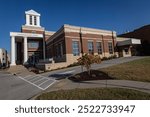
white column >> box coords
[24,37,28,64]
[32,15,34,26]
[37,16,40,27]
[10,36,16,66]
[25,14,30,26]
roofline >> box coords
[46,24,117,44]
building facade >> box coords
[10,10,141,70]
[0,48,9,68]
[46,24,117,65]
[10,10,54,66]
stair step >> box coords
[7,65,36,76]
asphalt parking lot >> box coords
[0,71,56,99]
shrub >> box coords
[77,54,101,75]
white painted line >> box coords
[18,76,44,90]
[36,75,51,80]
[33,77,46,84]
[23,75,32,79]
[28,76,41,82]
[42,80,56,90]
[38,79,49,87]
[44,76,55,81]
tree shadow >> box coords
[49,73,73,80]
[68,69,114,82]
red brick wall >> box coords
[46,31,116,58]
[22,29,44,34]
[64,32,115,54]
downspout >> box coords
[112,31,116,56]
[102,35,105,57]
[43,31,46,60]
[80,27,83,56]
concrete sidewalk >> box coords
[44,79,150,94]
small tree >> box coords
[77,54,101,75]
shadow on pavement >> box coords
[68,70,114,82]
[49,73,73,80]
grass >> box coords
[36,88,150,100]
[100,57,150,82]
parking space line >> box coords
[33,77,47,84]
[34,79,48,85]
[36,75,51,80]
[24,75,32,79]
[18,76,44,90]
[38,79,49,86]
[30,76,43,83]
[28,76,41,82]
[26,76,39,81]
[17,75,56,90]
[42,80,56,90]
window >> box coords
[34,16,37,25]
[72,41,80,56]
[56,44,59,57]
[55,43,63,57]
[60,43,63,57]
[108,42,113,54]
[30,15,32,25]
[28,41,39,48]
[96,42,102,54]
[88,41,94,54]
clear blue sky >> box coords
[0,0,150,52]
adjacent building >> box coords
[119,25,150,55]
[10,10,141,70]
[0,48,9,68]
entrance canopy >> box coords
[117,37,141,46]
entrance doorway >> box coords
[16,42,23,65]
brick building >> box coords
[46,24,117,65]
[10,10,141,70]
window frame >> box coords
[28,41,39,49]
[108,42,113,54]
[96,41,103,55]
[72,40,80,56]
[88,41,94,55]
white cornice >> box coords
[25,9,40,16]
[64,24,117,36]
[10,32,43,38]
[46,24,117,45]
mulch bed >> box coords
[68,70,114,82]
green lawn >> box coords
[100,57,150,82]
[36,57,150,100]
[36,88,150,100]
